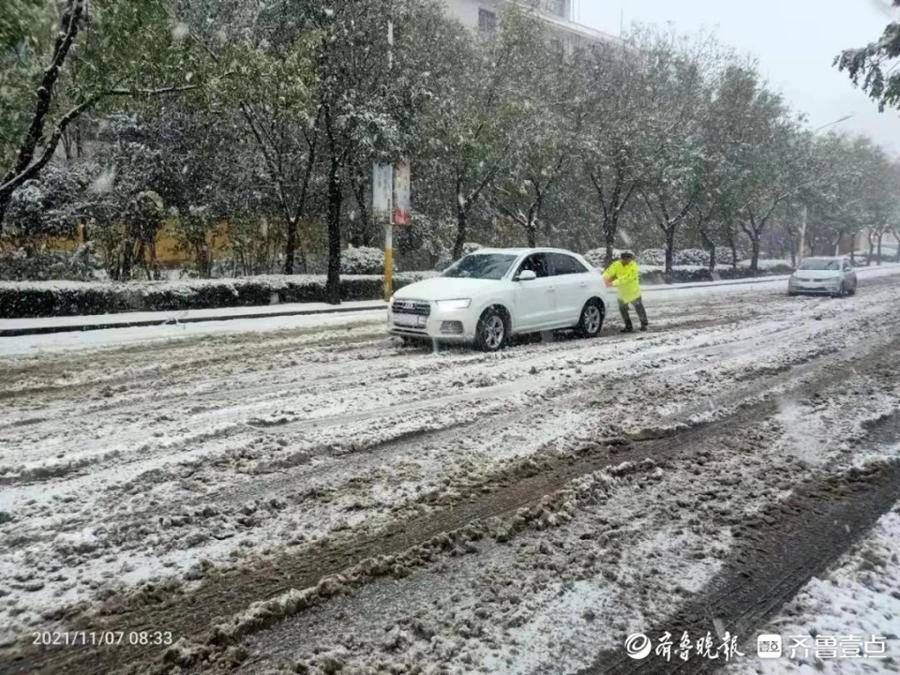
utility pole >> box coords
[798,205,807,264]
[384,19,395,301]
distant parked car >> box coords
[788,257,858,298]
[388,248,610,351]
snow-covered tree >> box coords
[0,0,211,229]
[416,5,546,259]
[578,36,659,266]
[835,1,900,111]
[635,30,716,276]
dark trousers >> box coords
[618,297,648,329]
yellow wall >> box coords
[4,220,234,267]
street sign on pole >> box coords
[392,160,411,226]
[373,163,393,221]
[375,158,412,301]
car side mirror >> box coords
[516,270,537,282]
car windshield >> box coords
[443,254,517,280]
[799,259,840,271]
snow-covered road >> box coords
[2,270,899,674]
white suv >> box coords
[388,248,611,351]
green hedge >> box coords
[0,273,432,319]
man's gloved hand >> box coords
[603,277,614,288]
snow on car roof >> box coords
[468,248,580,255]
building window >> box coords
[541,0,568,18]
[478,8,497,33]
[550,38,565,62]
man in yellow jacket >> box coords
[602,251,649,333]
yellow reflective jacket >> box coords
[602,260,642,304]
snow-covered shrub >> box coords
[0,248,99,282]
[714,246,741,266]
[340,246,389,275]
[0,272,433,318]
[583,248,626,269]
[737,258,794,273]
[638,249,665,266]
[674,248,709,267]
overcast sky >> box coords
[575,0,900,155]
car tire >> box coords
[848,285,857,296]
[578,299,605,338]
[475,307,507,352]
[788,291,798,297]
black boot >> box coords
[620,326,634,334]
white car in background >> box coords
[788,257,858,298]
[389,248,610,351]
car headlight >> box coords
[435,298,471,310]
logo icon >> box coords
[625,633,652,660]
[757,634,783,659]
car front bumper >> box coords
[789,279,841,295]
[387,304,476,342]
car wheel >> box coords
[578,299,605,338]
[788,291,798,297]
[475,308,507,352]
[848,285,857,296]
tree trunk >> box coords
[326,155,342,305]
[0,196,8,234]
[452,204,467,260]
[876,231,884,266]
[749,236,760,274]
[1,0,84,231]
[195,242,210,279]
[526,219,537,248]
[664,229,675,279]
[699,227,715,272]
[352,171,371,246]
[148,239,160,280]
[284,217,298,274]
[603,216,617,267]
[298,244,308,274]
